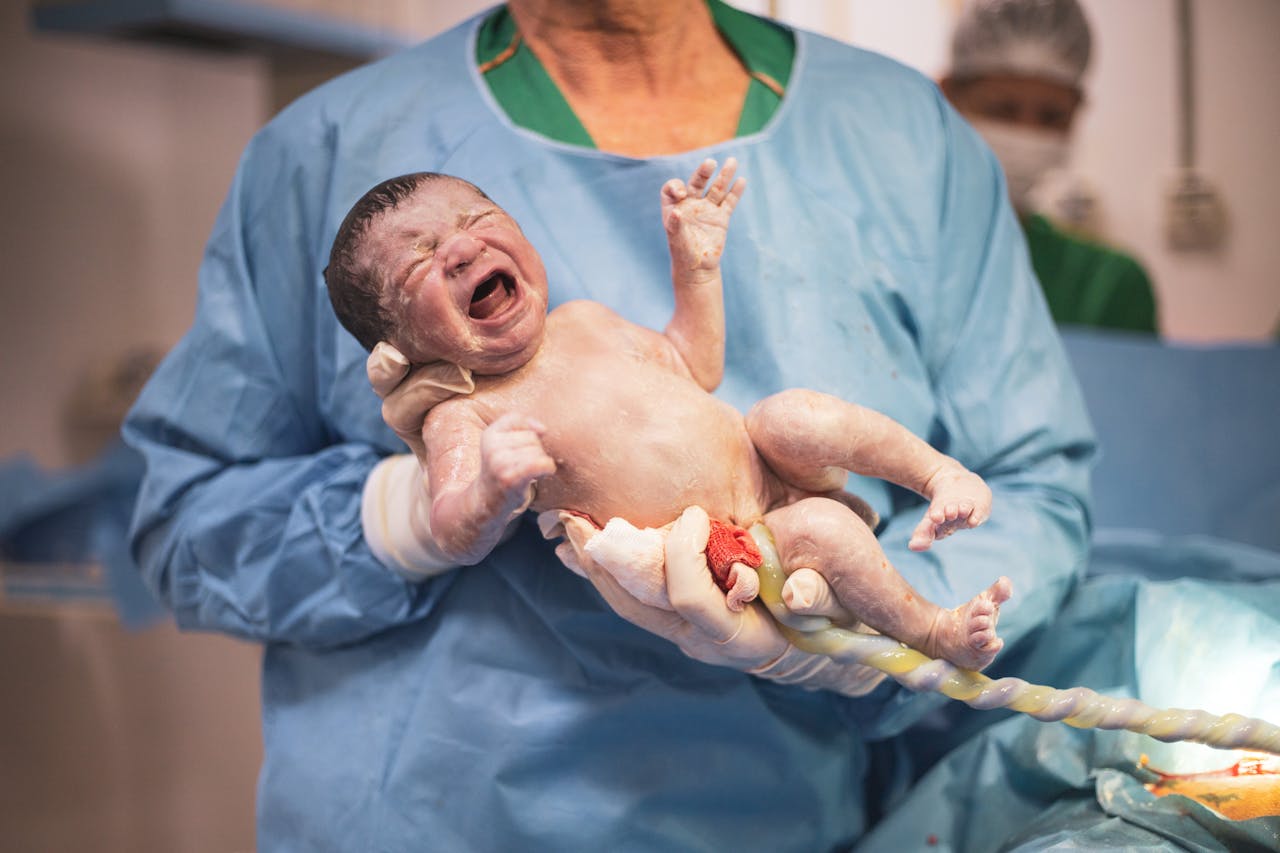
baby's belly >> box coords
[530,379,775,529]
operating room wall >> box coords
[757,0,1280,342]
[0,7,270,852]
[0,3,269,469]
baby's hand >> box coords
[480,413,556,516]
[908,467,992,552]
[662,157,747,273]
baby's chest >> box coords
[522,342,692,432]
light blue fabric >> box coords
[0,442,164,625]
[123,12,1094,850]
[1062,330,1280,553]
[858,537,1280,852]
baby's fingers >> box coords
[705,157,738,204]
[686,158,718,195]
[661,178,688,204]
[722,176,747,213]
[489,412,547,436]
[485,449,555,506]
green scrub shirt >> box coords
[476,1,794,146]
[1023,213,1158,334]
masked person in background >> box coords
[940,0,1159,334]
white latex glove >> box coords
[552,506,886,697]
[361,454,456,579]
[367,341,474,465]
[361,342,485,579]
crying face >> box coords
[369,178,550,375]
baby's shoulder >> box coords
[549,299,625,327]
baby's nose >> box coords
[440,232,485,277]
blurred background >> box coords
[1,1,1275,851]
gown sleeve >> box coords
[123,114,455,648]
[850,92,1099,736]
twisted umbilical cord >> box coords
[748,523,1280,755]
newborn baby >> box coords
[326,160,1011,670]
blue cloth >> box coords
[123,13,1093,851]
[1063,330,1280,553]
[0,442,164,625]
[859,536,1280,852]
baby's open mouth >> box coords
[468,272,516,320]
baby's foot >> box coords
[925,576,1013,671]
[909,468,993,552]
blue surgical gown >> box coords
[123,13,1095,851]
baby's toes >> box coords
[989,576,1013,605]
[935,517,966,540]
[971,633,1003,655]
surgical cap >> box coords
[949,0,1093,89]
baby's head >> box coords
[326,172,549,375]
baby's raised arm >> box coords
[424,402,556,565]
[661,158,746,391]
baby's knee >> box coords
[747,389,828,454]
[802,497,873,549]
[770,496,875,559]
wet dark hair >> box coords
[325,172,490,352]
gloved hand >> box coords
[360,342,478,578]
[366,341,475,464]
[552,506,886,697]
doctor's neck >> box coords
[507,0,750,157]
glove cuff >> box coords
[750,644,886,698]
[362,454,456,580]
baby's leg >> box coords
[748,389,991,552]
[764,497,1011,671]
[746,390,853,493]
[928,575,1012,671]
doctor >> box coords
[124,1,1094,849]
[940,0,1159,333]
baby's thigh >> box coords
[745,389,852,492]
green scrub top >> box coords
[1023,213,1158,334]
[476,1,794,146]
